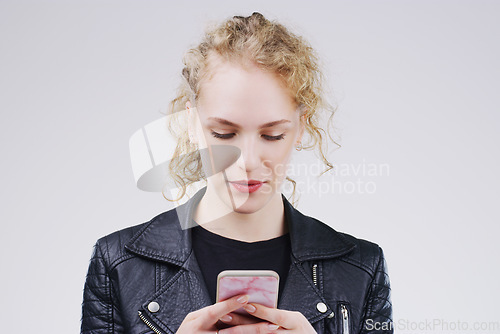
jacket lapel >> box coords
[277,192,356,323]
[125,185,356,332]
[277,257,333,322]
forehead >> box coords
[198,54,297,123]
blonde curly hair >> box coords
[165,12,339,206]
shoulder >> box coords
[91,208,178,270]
[286,196,387,278]
[334,229,386,277]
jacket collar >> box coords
[125,185,356,265]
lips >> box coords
[231,180,264,185]
[228,180,266,194]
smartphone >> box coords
[216,270,279,315]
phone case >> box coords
[216,270,279,315]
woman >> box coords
[81,12,393,334]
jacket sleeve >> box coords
[360,246,393,333]
[81,239,123,333]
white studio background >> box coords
[1,0,498,333]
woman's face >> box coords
[186,56,304,214]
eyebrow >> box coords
[207,117,291,129]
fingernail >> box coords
[220,314,232,322]
[237,295,249,303]
[243,304,256,313]
[268,324,279,330]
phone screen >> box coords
[216,270,279,315]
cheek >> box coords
[262,146,294,180]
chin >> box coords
[209,176,279,212]
[229,199,266,214]
[229,189,277,213]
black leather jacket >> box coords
[81,186,393,333]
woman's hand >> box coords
[176,294,277,334]
[218,302,317,333]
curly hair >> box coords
[164,12,339,206]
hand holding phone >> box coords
[216,270,279,315]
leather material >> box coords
[81,186,393,333]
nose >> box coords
[236,135,261,173]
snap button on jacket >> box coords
[81,186,393,333]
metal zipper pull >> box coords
[312,263,318,286]
[312,263,334,319]
[341,304,350,334]
[138,310,164,334]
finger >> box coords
[219,321,278,334]
[196,294,250,325]
[269,329,289,333]
[218,311,262,325]
[241,303,297,329]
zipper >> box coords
[312,263,318,286]
[312,263,335,320]
[138,310,165,334]
[341,304,350,334]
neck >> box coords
[192,187,288,242]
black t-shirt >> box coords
[191,223,291,305]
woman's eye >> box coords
[210,131,285,141]
[262,134,285,141]
[211,131,235,139]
